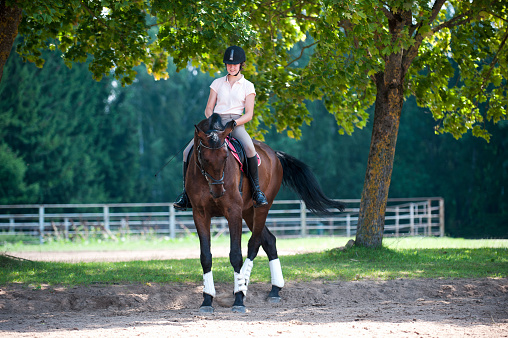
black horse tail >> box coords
[275,151,346,215]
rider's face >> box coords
[227,63,241,75]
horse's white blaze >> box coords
[269,258,284,288]
[203,271,216,297]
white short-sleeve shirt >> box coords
[210,75,256,116]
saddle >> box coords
[226,136,247,172]
[226,136,261,170]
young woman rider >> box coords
[174,45,268,210]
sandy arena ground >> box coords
[1,249,507,337]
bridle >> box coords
[196,138,228,187]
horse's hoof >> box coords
[231,305,246,313]
[267,296,281,304]
[199,306,214,313]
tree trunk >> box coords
[0,1,22,83]
[355,70,404,248]
[354,9,410,248]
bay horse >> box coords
[186,113,345,313]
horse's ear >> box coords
[223,120,235,136]
[195,125,207,138]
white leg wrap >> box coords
[269,258,284,288]
[234,272,248,296]
[240,258,254,287]
[203,271,216,297]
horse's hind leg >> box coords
[245,207,270,260]
[242,208,284,302]
[261,226,284,302]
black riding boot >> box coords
[174,161,191,211]
[247,156,268,207]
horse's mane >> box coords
[208,113,224,132]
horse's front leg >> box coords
[194,210,215,313]
[226,208,248,313]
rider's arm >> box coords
[234,93,255,126]
[204,88,218,118]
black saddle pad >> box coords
[226,136,248,172]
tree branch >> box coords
[481,26,508,89]
[486,10,508,23]
[150,17,176,28]
[285,41,319,68]
[432,10,474,33]
[402,0,447,75]
[408,0,447,37]
[429,0,448,23]
[379,2,395,21]
[80,0,108,27]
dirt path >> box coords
[1,251,507,337]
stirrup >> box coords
[174,191,191,211]
[253,190,268,207]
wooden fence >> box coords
[0,197,444,243]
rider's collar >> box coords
[226,74,244,84]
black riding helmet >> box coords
[223,46,246,64]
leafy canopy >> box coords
[11,0,507,140]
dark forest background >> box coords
[1,44,506,238]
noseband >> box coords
[196,139,228,186]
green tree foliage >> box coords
[1,1,506,245]
[264,100,372,200]
[391,97,508,238]
[133,0,508,246]
[0,45,138,203]
[2,0,168,85]
[0,41,214,204]
[1,40,506,238]
[0,143,37,204]
[109,61,214,202]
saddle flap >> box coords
[226,136,260,172]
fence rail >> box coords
[0,198,444,243]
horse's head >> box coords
[194,114,235,199]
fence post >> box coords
[9,218,15,234]
[439,198,445,237]
[300,200,307,237]
[103,205,110,231]
[395,206,400,237]
[427,199,432,236]
[64,217,69,240]
[346,214,351,237]
[169,206,176,239]
[410,203,415,235]
[39,205,45,244]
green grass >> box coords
[1,237,507,286]
[4,235,507,252]
[1,235,203,252]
